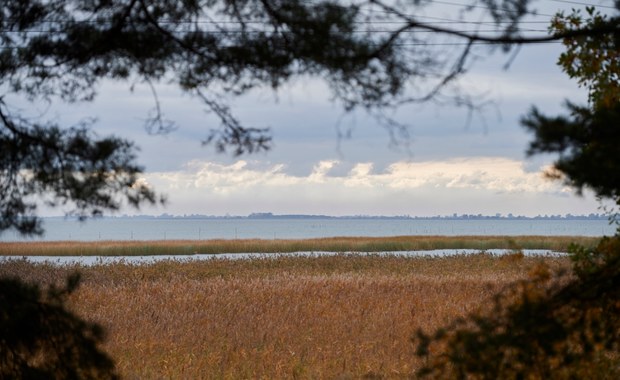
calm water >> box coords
[0,218,615,242]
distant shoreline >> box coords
[40,213,612,221]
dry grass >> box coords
[0,235,600,256]
[0,254,571,379]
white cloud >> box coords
[308,160,339,182]
[381,158,569,193]
[139,156,597,217]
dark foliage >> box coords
[0,273,118,379]
[523,102,620,201]
[416,237,620,379]
[0,100,158,235]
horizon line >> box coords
[41,212,612,220]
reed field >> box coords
[0,235,600,256]
[0,252,573,379]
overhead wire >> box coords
[0,0,569,27]
[0,38,564,52]
[548,0,618,10]
[0,17,556,25]
[417,0,556,18]
[4,0,613,46]
[0,26,550,33]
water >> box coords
[0,249,565,266]
[0,217,615,242]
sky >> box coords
[29,0,618,217]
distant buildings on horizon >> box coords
[46,212,612,221]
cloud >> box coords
[381,158,568,193]
[136,156,596,216]
[309,160,339,182]
[131,176,152,191]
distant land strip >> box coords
[41,212,612,220]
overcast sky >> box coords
[32,0,617,217]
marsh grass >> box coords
[0,254,571,378]
[0,235,600,256]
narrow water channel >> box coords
[1,249,565,266]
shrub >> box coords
[415,236,620,379]
[0,273,118,379]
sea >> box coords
[0,217,616,242]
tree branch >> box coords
[369,0,619,48]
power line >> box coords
[302,0,556,18]
[0,40,563,51]
[0,17,556,37]
[0,18,555,26]
[548,0,618,10]
[0,28,550,34]
[355,11,555,28]
[430,0,556,18]
[391,40,562,46]
[0,17,557,36]
[0,1,578,41]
